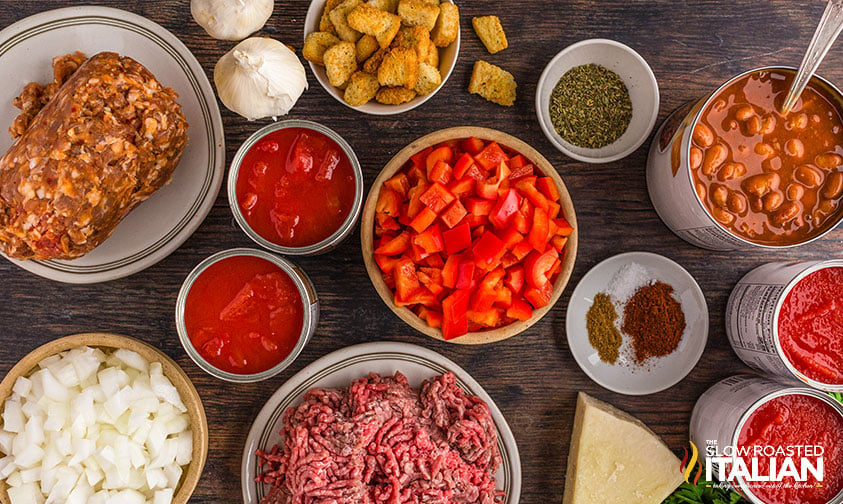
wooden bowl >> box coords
[0,333,209,503]
[361,126,579,344]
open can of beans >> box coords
[647,66,843,250]
[690,375,843,504]
[725,259,843,392]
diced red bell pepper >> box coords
[413,223,445,254]
[375,213,401,235]
[410,207,437,233]
[536,177,560,202]
[453,153,475,179]
[410,241,431,262]
[513,199,532,235]
[418,307,443,328]
[465,214,488,229]
[501,252,519,269]
[442,253,461,288]
[442,289,471,340]
[394,257,420,301]
[472,231,506,270]
[426,145,454,175]
[549,257,562,277]
[442,221,471,255]
[506,298,533,321]
[440,199,467,228]
[419,182,456,213]
[546,200,561,220]
[554,217,574,237]
[524,282,553,309]
[494,286,512,308]
[499,226,524,249]
[461,137,486,156]
[467,308,501,327]
[480,267,506,290]
[455,261,475,289]
[488,189,521,229]
[395,287,437,307]
[374,232,411,255]
[384,173,411,198]
[406,165,426,185]
[407,182,429,219]
[375,254,400,273]
[505,266,525,293]
[465,163,487,182]
[524,249,557,288]
[475,142,508,171]
[476,162,511,200]
[418,267,444,296]
[515,178,550,211]
[551,235,568,253]
[376,188,402,217]
[425,253,445,268]
[465,197,495,216]
[512,240,533,261]
[528,207,550,252]
[509,163,535,182]
[410,147,433,170]
[447,176,475,197]
[428,160,453,185]
[471,225,486,240]
[510,154,528,170]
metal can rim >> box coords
[729,387,843,504]
[174,247,318,383]
[226,119,365,256]
[684,66,843,249]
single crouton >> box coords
[376,86,417,104]
[324,41,358,87]
[430,2,458,47]
[468,60,516,106]
[344,71,381,105]
[303,32,342,66]
[347,4,401,48]
[415,62,442,95]
[378,47,418,89]
[397,0,440,31]
[363,47,389,73]
[320,0,345,33]
[329,0,363,42]
[367,0,399,12]
[425,39,439,67]
[356,34,380,62]
[391,25,431,62]
[472,16,507,54]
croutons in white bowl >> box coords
[303,0,460,115]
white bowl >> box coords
[565,251,708,395]
[536,39,659,163]
[303,0,459,115]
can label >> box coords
[725,261,824,382]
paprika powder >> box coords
[621,281,685,363]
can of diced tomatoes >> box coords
[690,375,843,504]
[725,259,843,392]
[646,66,843,250]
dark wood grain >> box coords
[2,1,841,503]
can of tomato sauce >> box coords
[725,259,843,392]
[646,66,843,250]
[690,375,843,504]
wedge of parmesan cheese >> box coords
[562,392,683,504]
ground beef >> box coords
[0,51,188,260]
[256,372,504,504]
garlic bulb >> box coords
[214,37,308,120]
[191,0,273,41]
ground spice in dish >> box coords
[621,281,685,363]
[549,63,632,148]
[586,292,623,364]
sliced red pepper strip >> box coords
[413,222,445,254]
[488,188,521,229]
[528,206,550,251]
[524,249,557,288]
[426,145,454,176]
[472,231,506,270]
[374,232,411,255]
[440,199,467,229]
[474,142,508,171]
[376,188,402,217]
[536,177,560,202]
[419,182,456,213]
[461,137,486,156]
[442,221,471,255]
[506,297,533,321]
[409,207,437,234]
[442,289,471,340]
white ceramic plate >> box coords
[0,6,225,283]
[565,251,708,395]
[303,0,459,115]
[241,342,521,503]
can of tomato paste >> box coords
[725,259,843,392]
[646,66,843,250]
[690,375,843,504]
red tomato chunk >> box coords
[372,138,574,339]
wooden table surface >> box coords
[2,1,841,502]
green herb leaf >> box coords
[662,481,749,504]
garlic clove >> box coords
[191,0,274,41]
[214,37,308,121]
